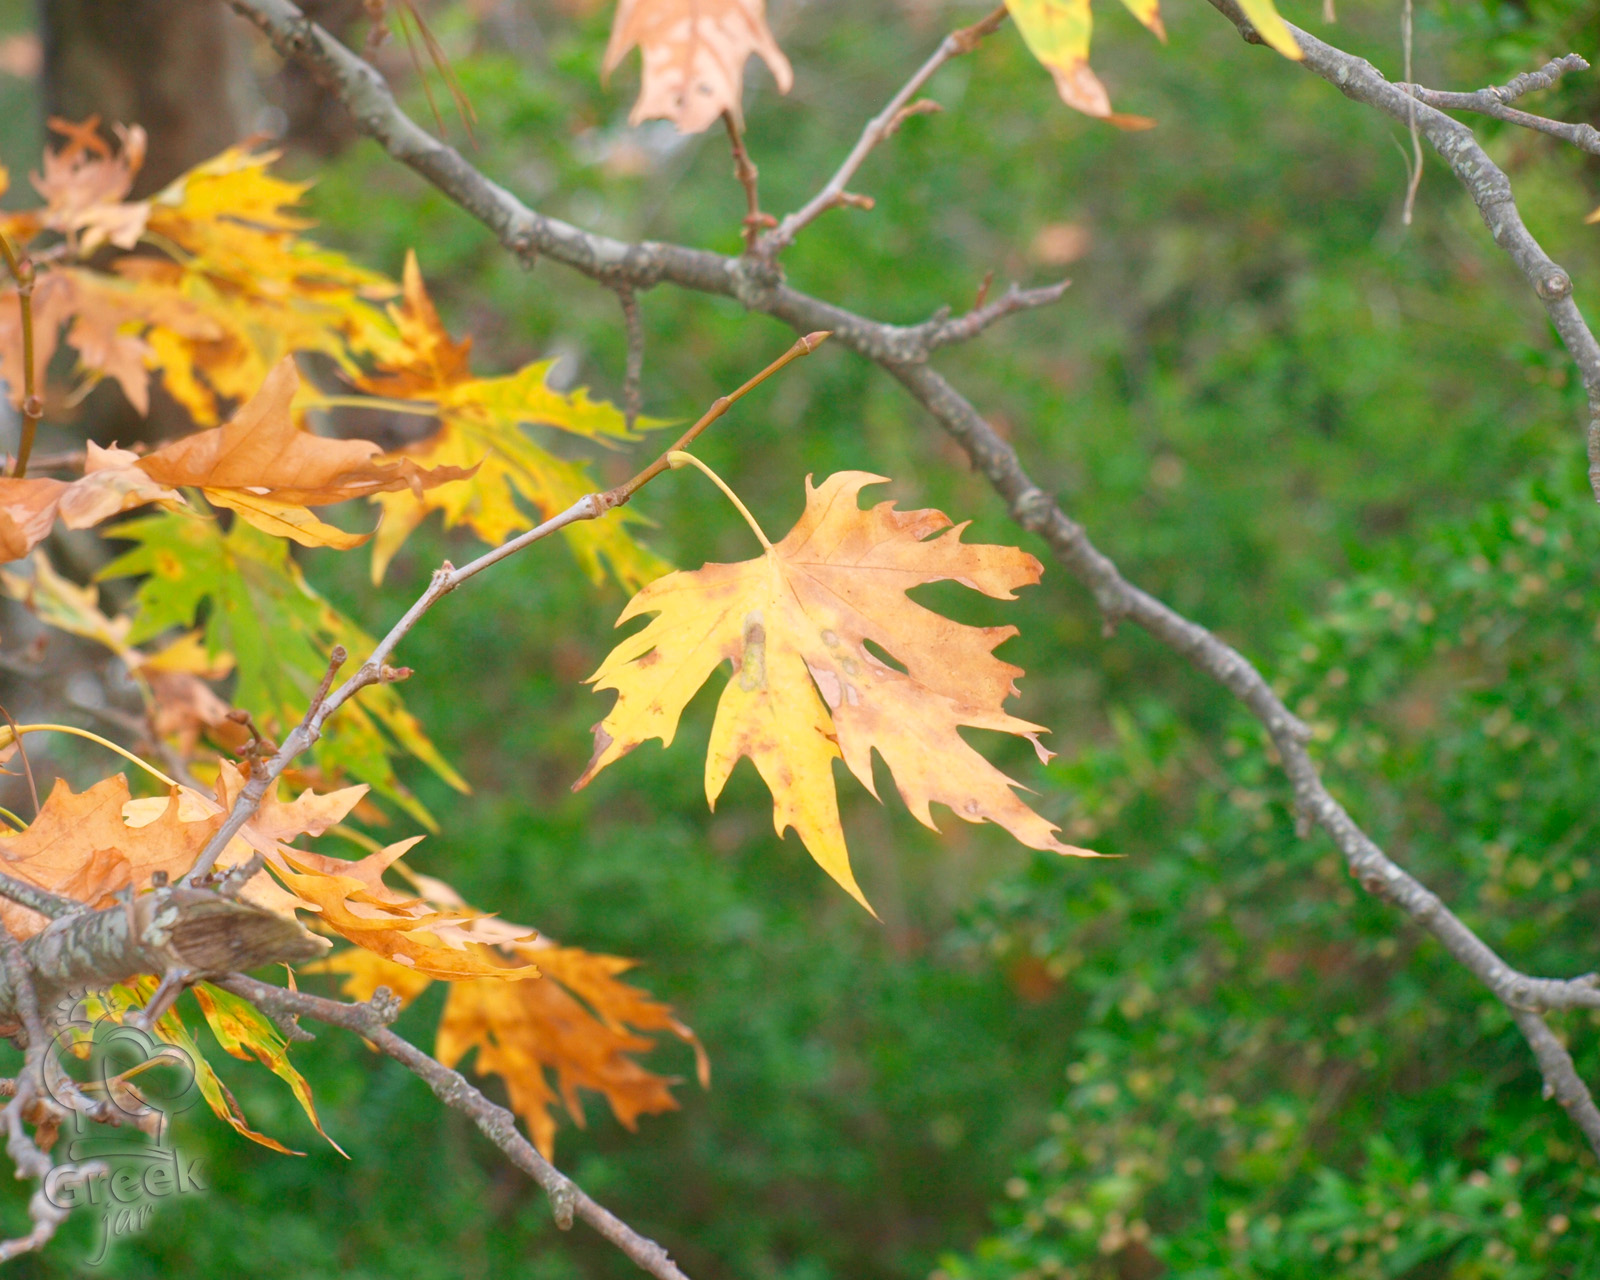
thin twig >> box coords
[721,113,773,250]
[1400,0,1423,224]
[223,975,693,1280]
[0,231,42,478]
[1487,53,1590,104]
[914,280,1073,353]
[181,333,828,887]
[759,4,1009,256]
[1207,0,1600,500]
[602,331,829,507]
[1396,54,1600,157]
[0,703,40,818]
[618,286,644,431]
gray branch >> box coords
[1206,1,1600,497]
[222,976,692,1280]
[224,0,1600,1163]
[1395,53,1600,157]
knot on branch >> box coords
[508,227,538,268]
[548,1178,577,1230]
[729,257,783,313]
[1537,270,1573,300]
[1012,487,1056,534]
[366,985,403,1026]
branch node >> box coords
[549,1178,577,1230]
[1537,270,1573,300]
[366,986,403,1026]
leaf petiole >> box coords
[667,450,773,550]
[0,723,179,790]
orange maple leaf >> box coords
[310,920,707,1157]
[577,470,1094,911]
[603,0,793,133]
[0,774,215,938]
[135,357,477,548]
[0,444,182,563]
[269,843,536,982]
[29,116,150,253]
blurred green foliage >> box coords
[1,0,1600,1276]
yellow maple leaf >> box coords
[575,468,1094,912]
[1006,0,1297,124]
[356,253,667,589]
[133,143,397,423]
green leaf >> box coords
[99,506,466,827]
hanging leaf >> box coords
[134,357,475,549]
[576,470,1093,912]
[89,977,331,1154]
[310,914,707,1158]
[1006,0,1297,125]
[602,0,793,133]
[190,981,347,1156]
[270,845,536,982]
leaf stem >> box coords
[666,451,772,550]
[299,393,443,417]
[0,724,179,790]
[601,331,830,510]
[0,230,42,478]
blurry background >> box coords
[2,0,1600,1275]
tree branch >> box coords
[758,3,1010,256]
[222,975,693,1280]
[1206,1,1600,498]
[1397,53,1600,158]
[224,0,1600,1160]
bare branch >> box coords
[0,231,42,478]
[1397,66,1600,158]
[0,873,82,923]
[914,280,1073,352]
[0,919,85,1261]
[224,975,694,1280]
[225,0,1600,1161]
[0,702,40,817]
[759,4,1009,256]
[618,286,645,432]
[1483,52,1589,104]
[722,112,774,249]
[1205,1,1600,498]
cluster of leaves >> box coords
[0,121,705,1160]
[941,448,1600,1279]
[0,121,666,818]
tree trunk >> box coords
[37,0,256,196]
